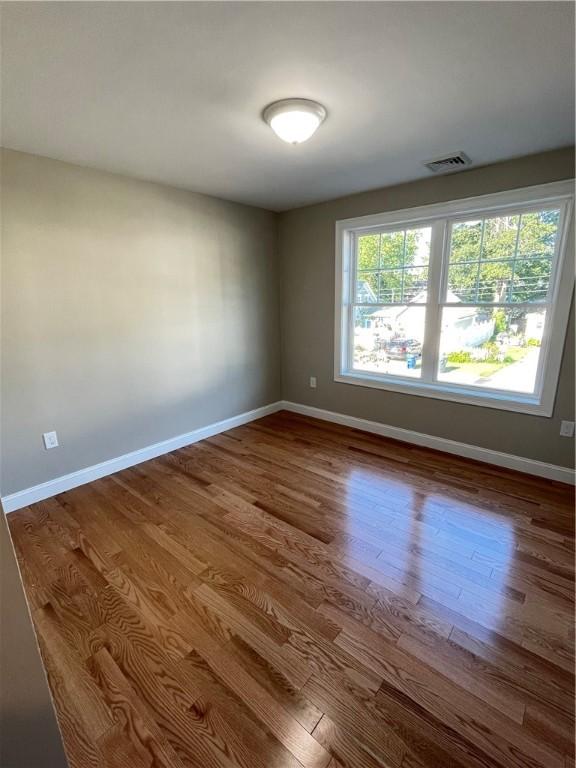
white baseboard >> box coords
[279,401,575,486]
[1,402,283,513]
[3,398,573,513]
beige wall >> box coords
[1,147,574,498]
[1,150,280,495]
[0,510,68,767]
[279,148,575,469]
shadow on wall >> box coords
[1,148,281,502]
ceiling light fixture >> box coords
[263,98,327,144]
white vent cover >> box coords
[424,152,472,174]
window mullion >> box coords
[421,219,448,382]
[346,232,356,372]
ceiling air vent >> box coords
[424,152,472,174]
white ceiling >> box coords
[2,2,574,211]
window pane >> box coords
[352,306,425,379]
[378,271,404,303]
[404,226,432,268]
[445,262,478,302]
[357,234,380,270]
[518,210,560,257]
[482,215,519,260]
[378,265,429,303]
[447,260,514,303]
[450,220,482,263]
[477,260,513,302]
[356,271,379,302]
[380,231,405,269]
[356,226,431,304]
[403,266,429,302]
[437,307,545,394]
[510,258,552,302]
[447,209,561,303]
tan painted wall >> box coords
[1,147,574,496]
[0,509,68,767]
[1,150,280,495]
[279,148,575,468]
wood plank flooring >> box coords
[7,410,575,768]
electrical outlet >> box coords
[560,421,575,438]
[43,431,59,450]
[309,376,317,389]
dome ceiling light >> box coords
[263,98,327,144]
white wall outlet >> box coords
[42,431,59,450]
[559,420,575,438]
[309,376,317,389]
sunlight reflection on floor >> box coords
[344,467,515,632]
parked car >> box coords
[385,338,422,360]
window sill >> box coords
[334,370,552,416]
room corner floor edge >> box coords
[280,402,576,486]
[1,400,574,514]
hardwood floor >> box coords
[7,410,575,768]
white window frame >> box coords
[335,180,574,417]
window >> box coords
[335,181,574,415]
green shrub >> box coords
[492,309,507,336]
[481,341,503,362]
[527,338,541,347]
[447,351,473,363]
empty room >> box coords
[1,2,575,767]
